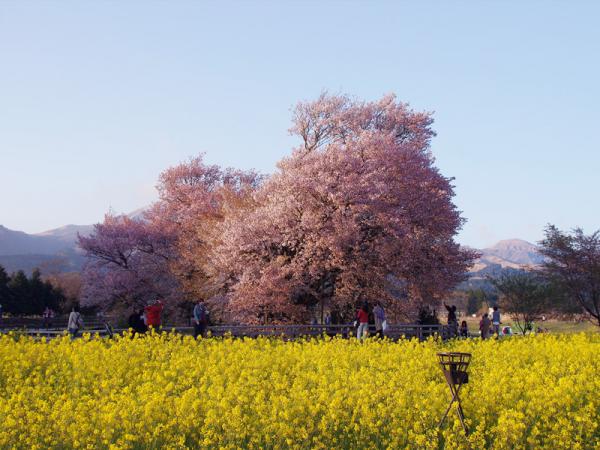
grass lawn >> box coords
[459,315,598,335]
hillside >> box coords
[0,224,92,274]
[469,239,543,276]
[1,218,543,278]
[480,239,544,266]
[0,209,149,274]
[34,224,95,245]
[460,238,544,290]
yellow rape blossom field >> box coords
[0,332,598,449]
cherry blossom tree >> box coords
[217,93,477,323]
[80,95,476,324]
[78,214,181,311]
[148,156,262,304]
[78,156,260,318]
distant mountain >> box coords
[0,225,68,256]
[1,212,543,279]
[127,207,148,221]
[0,224,93,256]
[34,224,95,246]
[480,239,545,266]
[0,209,150,274]
[0,224,93,274]
[465,239,544,290]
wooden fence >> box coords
[0,316,108,330]
[189,324,448,340]
[0,318,449,341]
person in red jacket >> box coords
[144,299,164,329]
[356,301,369,340]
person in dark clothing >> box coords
[479,313,491,339]
[373,302,386,338]
[43,307,54,329]
[459,320,469,338]
[443,302,459,336]
[193,300,209,338]
[128,309,147,334]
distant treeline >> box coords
[0,265,68,315]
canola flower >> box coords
[0,331,598,449]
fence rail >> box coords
[188,324,448,340]
[0,317,107,330]
[0,319,449,341]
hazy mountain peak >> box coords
[35,224,94,236]
[480,238,543,267]
[489,238,536,249]
[127,206,151,221]
[0,225,26,235]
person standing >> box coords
[43,307,54,329]
[479,313,491,340]
[373,302,385,338]
[128,309,147,334]
[459,320,469,338]
[193,300,209,338]
[443,302,459,336]
[144,299,164,330]
[492,305,501,336]
[356,302,369,340]
[67,305,84,340]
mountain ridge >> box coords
[0,222,543,275]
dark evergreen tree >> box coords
[29,269,47,314]
[7,270,31,315]
[3,268,65,315]
[0,266,12,313]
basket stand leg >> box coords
[438,399,454,428]
[456,397,468,434]
[438,382,468,434]
[438,382,459,427]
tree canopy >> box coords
[0,266,65,315]
[539,225,600,326]
[491,271,554,334]
[78,94,476,323]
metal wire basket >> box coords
[437,352,471,434]
[437,352,471,385]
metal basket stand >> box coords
[437,352,471,434]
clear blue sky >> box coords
[1,1,599,248]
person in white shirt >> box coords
[68,305,84,339]
[492,306,501,336]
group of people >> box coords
[445,302,503,339]
[355,301,386,340]
[63,297,511,341]
[127,298,210,338]
[64,298,211,340]
[127,299,165,334]
[478,306,502,339]
[444,302,472,338]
